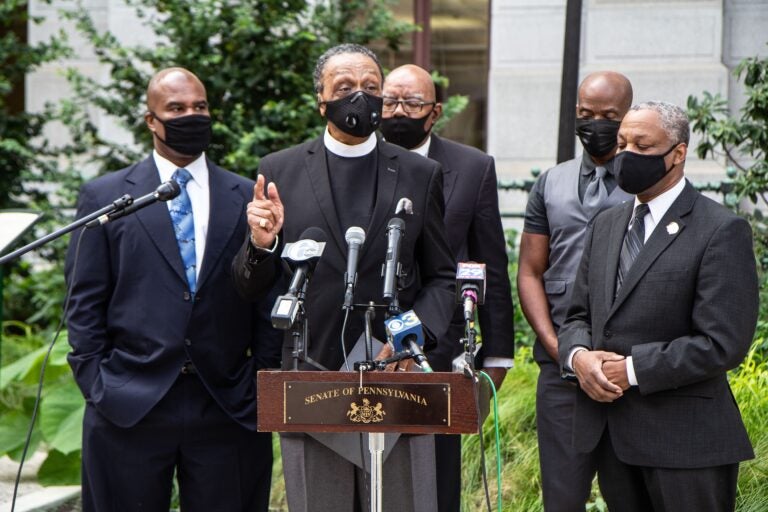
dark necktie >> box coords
[170,168,197,294]
[583,165,608,216]
[616,203,650,294]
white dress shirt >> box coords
[153,150,210,279]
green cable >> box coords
[479,370,502,511]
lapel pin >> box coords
[666,222,679,235]
[387,167,396,173]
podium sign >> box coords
[258,370,488,434]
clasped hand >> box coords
[571,350,630,403]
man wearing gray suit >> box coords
[559,101,758,511]
[518,71,633,510]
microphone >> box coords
[395,197,413,215]
[86,180,181,228]
[382,218,405,304]
[384,310,433,372]
[343,226,366,309]
[456,262,487,322]
[271,227,327,330]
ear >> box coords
[317,94,326,117]
[431,103,443,126]
[674,143,687,166]
[145,111,157,133]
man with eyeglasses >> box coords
[381,64,515,512]
[232,45,456,512]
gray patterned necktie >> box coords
[616,203,650,294]
[583,165,608,216]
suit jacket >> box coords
[558,180,758,468]
[232,136,456,371]
[65,155,280,429]
[425,134,515,371]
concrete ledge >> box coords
[9,486,80,512]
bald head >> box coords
[577,71,633,115]
[146,67,206,111]
[384,65,436,102]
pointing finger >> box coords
[253,174,266,201]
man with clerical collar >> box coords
[232,43,456,512]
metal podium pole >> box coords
[369,432,385,512]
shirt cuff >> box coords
[626,356,638,386]
[247,234,279,264]
[482,357,514,369]
[566,346,588,372]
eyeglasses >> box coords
[382,97,436,114]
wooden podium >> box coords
[257,370,489,434]
[258,370,489,511]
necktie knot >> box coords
[173,168,193,188]
[594,165,607,180]
[632,203,650,227]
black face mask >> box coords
[615,144,679,194]
[380,112,432,150]
[575,118,621,158]
[322,91,383,138]
[152,113,212,156]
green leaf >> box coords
[37,449,81,486]
[0,410,32,454]
[39,380,84,455]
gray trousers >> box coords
[280,433,437,512]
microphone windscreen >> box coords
[387,217,405,230]
[157,180,181,201]
[298,226,328,243]
[345,226,365,245]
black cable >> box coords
[340,307,351,371]
[10,225,86,512]
[472,371,493,512]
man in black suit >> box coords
[559,101,758,511]
[232,44,456,512]
[65,68,279,512]
[381,64,515,512]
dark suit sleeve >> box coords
[471,156,515,360]
[65,184,113,400]
[231,161,281,301]
[632,216,758,394]
[557,220,595,368]
[413,163,458,344]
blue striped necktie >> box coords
[170,168,196,294]
[616,203,650,295]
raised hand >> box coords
[247,174,284,249]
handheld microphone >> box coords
[271,227,327,329]
[456,262,487,322]
[343,226,366,309]
[382,218,405,304]
[395,197,413,215]
[85,180,181,228]
[384,310,433,372]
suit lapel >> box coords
[428,135,457,206]
[304,138,346,255]
[131,157,188,285]
[196,161,244,292]
[610,182,697,313]
[360,141,399,261]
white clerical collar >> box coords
[323,127,377,157]
[410,135,432,157]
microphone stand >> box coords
[0,195,133,266]
[461,318,479,379]
[289,279,328,371]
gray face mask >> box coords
[322,91,383,138]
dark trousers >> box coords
[536,361,598,511]
[81,372,273,512]
[596,430,739,512]
[434,434,461,512]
